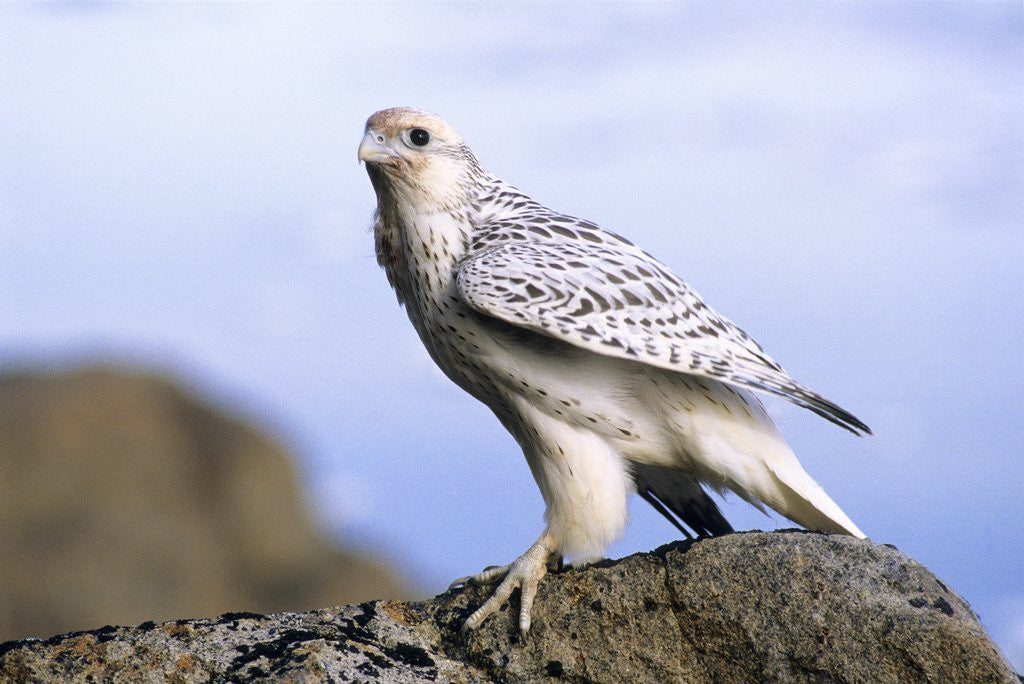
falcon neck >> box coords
[375,196,474,304]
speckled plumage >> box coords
[358,107,870,634]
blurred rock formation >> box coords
[0,365,411,643]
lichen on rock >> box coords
[1,532,1017,683]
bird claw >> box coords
[447,565,507,591]
[457,536,554,636]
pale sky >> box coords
[1,1,1021,669]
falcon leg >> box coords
[451,531,555,636]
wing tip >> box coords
[757,378,871,437]
[809,401,872,437]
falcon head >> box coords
[358,107,482,211]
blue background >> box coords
[1,1,1020,669]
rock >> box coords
[0,365,413,644]
[1,532,1016,682]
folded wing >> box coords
[457,239,870,435]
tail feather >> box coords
[764,460,865,538]
[682,397,865,538]
[650,373,865,539]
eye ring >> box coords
[409,128,431,147]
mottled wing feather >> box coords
[457,240,870,435]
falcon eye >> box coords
[409,128,431,147]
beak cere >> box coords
[358,131,397,164]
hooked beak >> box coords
[358,130,398,164]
